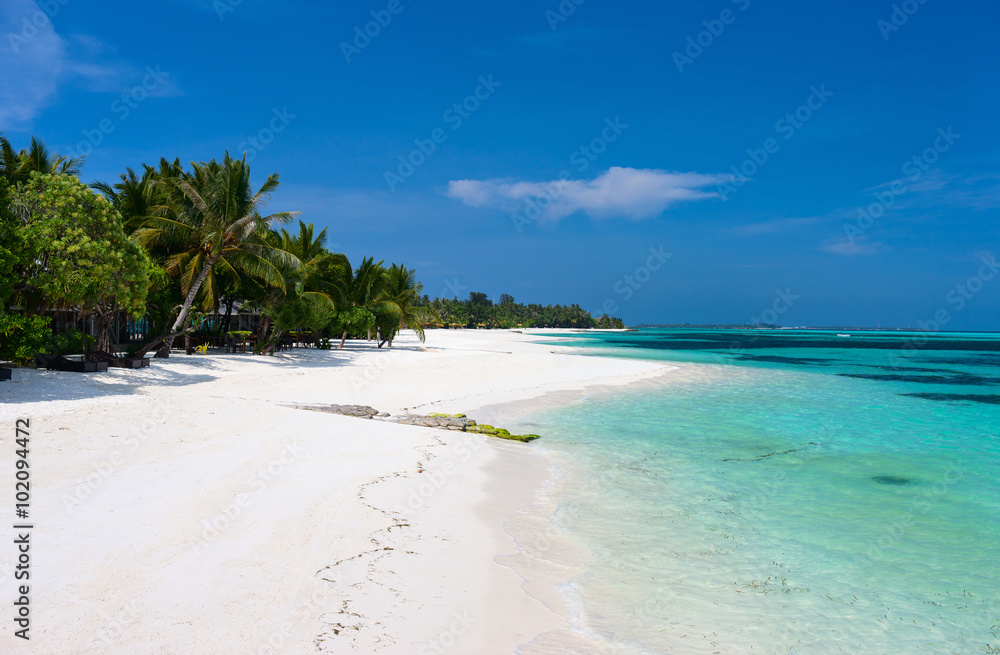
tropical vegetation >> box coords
[416,293,625,329]
[0,129,623,366]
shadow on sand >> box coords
[0,344,423,407]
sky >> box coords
[2,0,998,329]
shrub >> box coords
[50,328,94,356]
[0,313,52,365]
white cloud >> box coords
[820,236,885,256]
[867,169,951,195]
[0,0,65,128]
[727,216,824,237]
[446,167,728,221]
[0,3,181,130]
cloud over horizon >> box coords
[446,167,728,222]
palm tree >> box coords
[380,264,428,346]
[329,256,395,349]
[133,153,299,356]
[91,159,183,234]
[278,221,347,297]
[0,134,84,185]
[0,132,13,183]
[252,221,348,354]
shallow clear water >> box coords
[512,329,1000,654]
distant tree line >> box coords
[418,293,625,329]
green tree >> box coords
[9,173,150,352]
[0,176,51,365]
[328,256,393,348]
[0,177,17,304]
[92,160,189,348]
[92,161,183,234]
[377,263,428,346]
[253,222,346,354]
[1,134,85,185]
[133,153,298,355]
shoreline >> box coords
[0,329,679,653]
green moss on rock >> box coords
[466,423,540,442]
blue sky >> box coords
[2,0,998,328]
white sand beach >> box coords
[0,330,674,654]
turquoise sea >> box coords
[510,329,1000,654]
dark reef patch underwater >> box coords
[871,475,916,486]
[900,392,1000,405]
[837,372,1000,385]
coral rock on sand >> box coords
[395,415,477,429]
[297,404,380,418]
[292,405,540,442]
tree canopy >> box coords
[11,173,150,319]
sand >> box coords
[0,329,673,654]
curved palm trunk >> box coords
[134,320,174,359]
[162,254,217,353]
[255,314,273,354]
[135,254,217,358]
[259,328,285,355]
[338,330,348,349]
